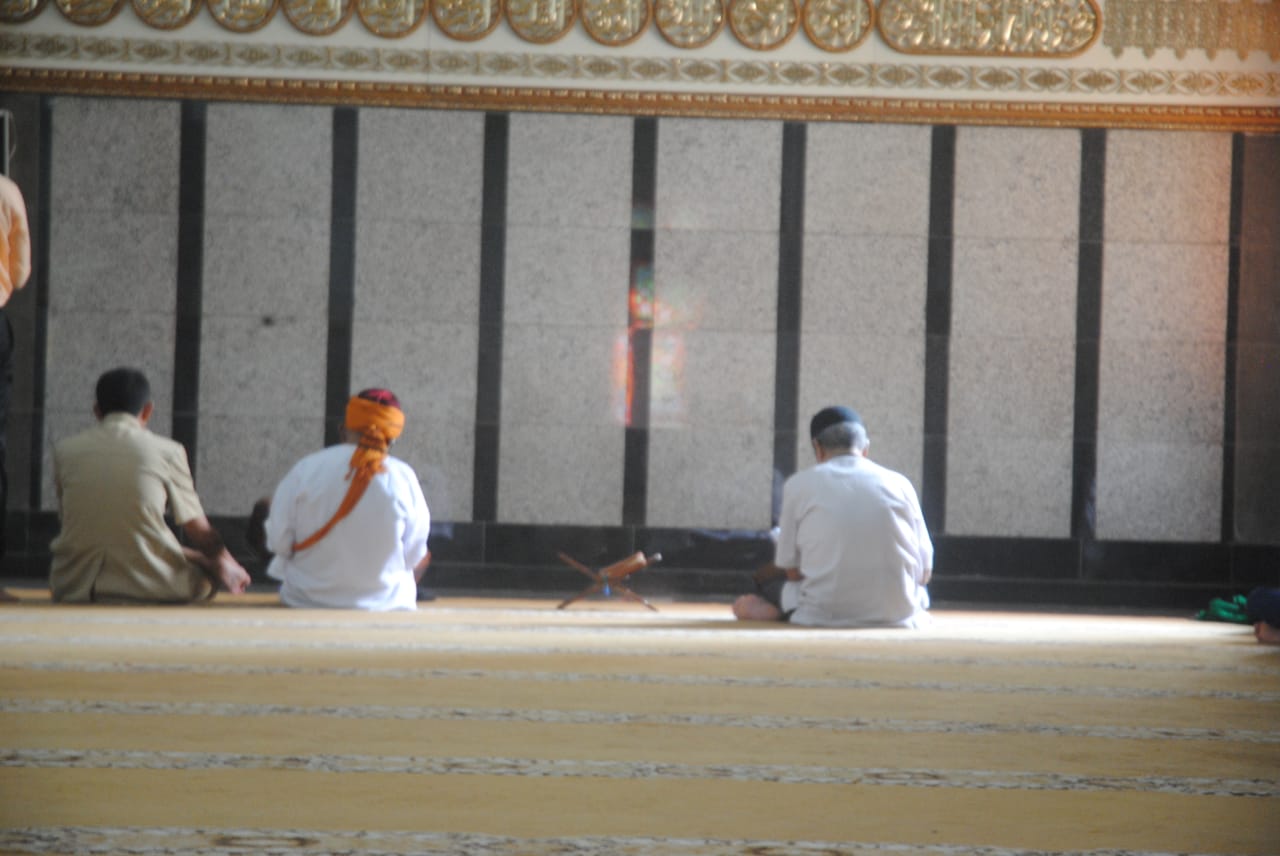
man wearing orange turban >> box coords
[262,389,431,610]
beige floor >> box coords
[1,589,1277,854]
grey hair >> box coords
[814,420,869,453]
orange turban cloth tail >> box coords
[292,394,405,553]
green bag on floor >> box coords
[1195,594,1251,624]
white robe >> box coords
[265,444,430,611]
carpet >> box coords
[0,589,1277,855]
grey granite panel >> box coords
[1097,339,1224,444]
[402,420,475,524]
[653,229,777,333]
[50,97,180,215]
[655,119,781,233]
[949,335,1076,441]
[498,425,625,525]
[1234,442,1280,544]
[1095,440,1222,542]
[945,436,1073,537]
[202,213,331,318]
[1101,242,1228,342]
[354,220,481,324]
[650,330,775,430]
[804,123,931,237]
[48,210,178,315]
[198,314,328,418]
[504,226,631,326]
[646,425,775,529]
[196,415,323,516]
[44,311,176,425]
[204,103,332,219]
[501,324,625,428]
[954,127,1080,241]
[357,108,484,225]
[801,234,928,338]
[1104,131,1232,245]
[507,113,633,229]
[951,238,1077,339]
[797,331,924,488]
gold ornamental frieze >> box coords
[1,0,46,22]
[506,0,576,41]
[727,0,799,49]
[802,0,873,51]
[655,0,725,48]
[432,0,501,39]
[581,0,651,45]
[877,0,1101,56]
[208,0,277,30]
[282,0,351,33]
[1104,0,1280,60]
[133,0,200,27]
[54,0,123,25]
[357,0,426,36]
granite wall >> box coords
[3,93,1277,608]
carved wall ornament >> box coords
[877,0,1101,57]
[208,0,278,31]
[433,0,502,39]
[132,0,200,28]
[54,0,124,25]
[1103,0,1280,60]
[580,0,651,46]
[654,0,725,48]
[0,0,47,23]
[727,0,799,49]
[356,0,427,36]
[283,0,352,34]
[506,0,577,42]
[801,0,873,51]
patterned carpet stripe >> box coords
[1,632,1273,677]
[0,826,1245,856]
[3,658,1274,702]
[3,748,1276,797]
[3,697,1275,744]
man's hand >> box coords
[183,515,251,595]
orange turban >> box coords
[292,393,405,553]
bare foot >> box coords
[732,593,784,622]
[0,588,19,603]
[1254,622,1280,645]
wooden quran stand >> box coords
[556,551,661,612]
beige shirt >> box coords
[50,412,211,603]
[0,175,31,306]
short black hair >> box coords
[95,367,151,416]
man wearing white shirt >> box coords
[264,388,431,610]
[733,406,933,628]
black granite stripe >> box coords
[622,117,656,526]
[26,97,52,509]
[171,101,205,472]
[323,108,358,447]
[1071,129,1105,542]
[472,113,508,523]
[1220,132,1243,543]
[772,122,806,524]
[922,126,955,533]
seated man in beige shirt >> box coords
[49,367,250,603]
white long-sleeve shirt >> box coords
[265,443,430,610]
[775,453,932,628]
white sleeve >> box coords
[400,474,431,571]
[774,477,799,570]
[263,465,300,559]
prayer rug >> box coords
[0,590,1277,854]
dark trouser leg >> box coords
[1246,587,1280,627]
[0,308,11,562]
